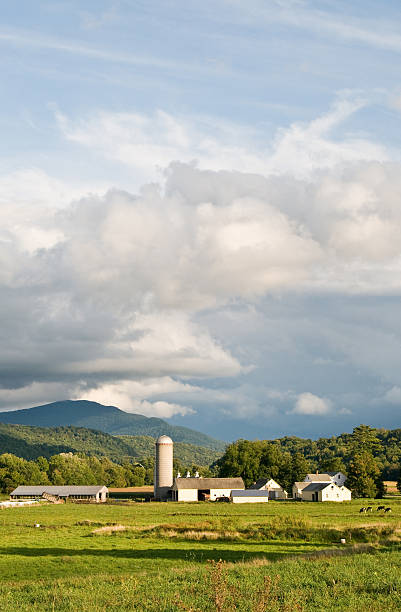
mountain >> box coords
[0,400,225,451]
[0,422,223,466]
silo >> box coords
[154,435,173,500]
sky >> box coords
[1,0,401,441]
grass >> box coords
[0,499,399,610]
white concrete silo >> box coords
[154,435,173,500]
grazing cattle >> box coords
[359,507,366,513]
[366,506,373,512]
[384,507,392,513]
[377,506,385,511]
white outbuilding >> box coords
[231,489,269,504]
[249,478,288,499]
[171,477,244,501]
[293,481,311,499]
[10,485,108,503]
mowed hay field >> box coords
[0,499,400,611]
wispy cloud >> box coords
[225,1,401,54]
[0,29,226,77]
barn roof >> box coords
[293,481,310,490]
[303,482,333,492]
[249,478,284,490]
[173,477,244,490]
[305,473,333,482]
[231,490,269,497]
[11,485,108,496]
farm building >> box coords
[231,489,269,504]
[10,485,108,503]
[171,477,244,501]
[292,481,311,499]
[249,478,288,499]
[296,482,351,502]
[304,472,347,486]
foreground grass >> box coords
[0,499,400,610]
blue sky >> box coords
[1,1,401,440]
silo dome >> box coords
[156,435,173,445]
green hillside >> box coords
[0,423,223,467]
[0,400,224,451]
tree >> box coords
[291,452,310,485]
[347,451,381,498]
[347,426,384,498]
[320,457,347,474]
[350,425,382,454]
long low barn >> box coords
[10,485,108,503]
[171,477,244,501]
[231,490,269,503]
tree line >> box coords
[0,451,214,493]
[216,425,399,498]
[0,424,399,497]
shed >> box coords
[249,478,288,499]
[10,485,108,503]
[231,490,269,504]
[292,481,311,499]
[171,477,244,502]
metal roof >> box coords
[303,482,333,492]
[231,489,269,497]
[173,477,244,490]
[305,473,332,482]
[11,485,108,496]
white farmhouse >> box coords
[304,472,347,486]
[171,477,244,502]
[298,482,351,502]
[249,478,288,499]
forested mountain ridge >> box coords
[0,400,224,450]
[0,423,222,466]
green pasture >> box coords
[0,499,399,610]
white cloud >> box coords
[55,97,387,185]
[79,384,194,418]
[0,382,74,411]
[226,1,401,55]
[383,386,401,404]
[1,100,401,430]
[291,392,332,416]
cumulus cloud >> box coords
[80,384,194,418]
[291,392,332,416]
[2,99,401,429]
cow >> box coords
[359,507,367,513]
[366,506,373,512]
[377,505,385,511]
[384,507,392,513]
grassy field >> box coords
[0,499,399,611]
